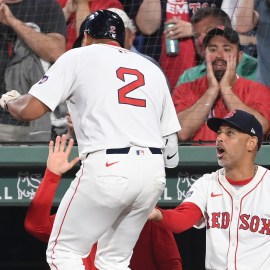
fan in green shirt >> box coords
[176,7,258,87]
[177,53,257,86]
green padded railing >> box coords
[0,145,269,206]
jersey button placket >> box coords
[228,198,240,268]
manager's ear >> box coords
[247,136,258,152]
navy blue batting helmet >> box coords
[73,9,125,48]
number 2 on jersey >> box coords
[116,67,146,107]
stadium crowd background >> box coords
[0,0,269,269]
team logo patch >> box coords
[38,75,49,84]
[109,26,117,38]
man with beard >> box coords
[176,7,258,87]
[172,26,270,143]
[149,109,270,269]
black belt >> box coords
[106,147,162,154]
[86,148,162,158]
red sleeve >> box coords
[243,79,270,128]
[172,83,193,113]
[24,169,61,242]
[172,77,208,114]
[56,0,67,8]
[158,202,203,233]
[150,221,183,270]
[83,243,98,270]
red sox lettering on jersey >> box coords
[206,212,270,235]
[184,166,270,270]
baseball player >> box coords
[0,10,180,270]
[25,134,183,270]
[149,109,270,270]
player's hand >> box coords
[148,208,163,222]
[0,1,17,26]
[47,134,80,176]
[0,90,21,111]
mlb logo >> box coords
[136,150,145,155]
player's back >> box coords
[67,44,176,155]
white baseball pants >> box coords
[46,147,166,270]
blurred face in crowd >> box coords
[192,16,221,58]
[205,35,242,81]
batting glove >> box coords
[0,90,21,111]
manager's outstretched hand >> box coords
[47,134,80,176]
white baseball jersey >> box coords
[29,44,180,157]
[29,43,180,270]
[184,166,270,270]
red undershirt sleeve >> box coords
[157,202,203,233]
[24,169,61,242]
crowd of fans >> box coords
[0,0,269,145]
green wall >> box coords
[0,145,269,206]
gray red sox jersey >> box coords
[184,166,270,270]
[29,44,180,157]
